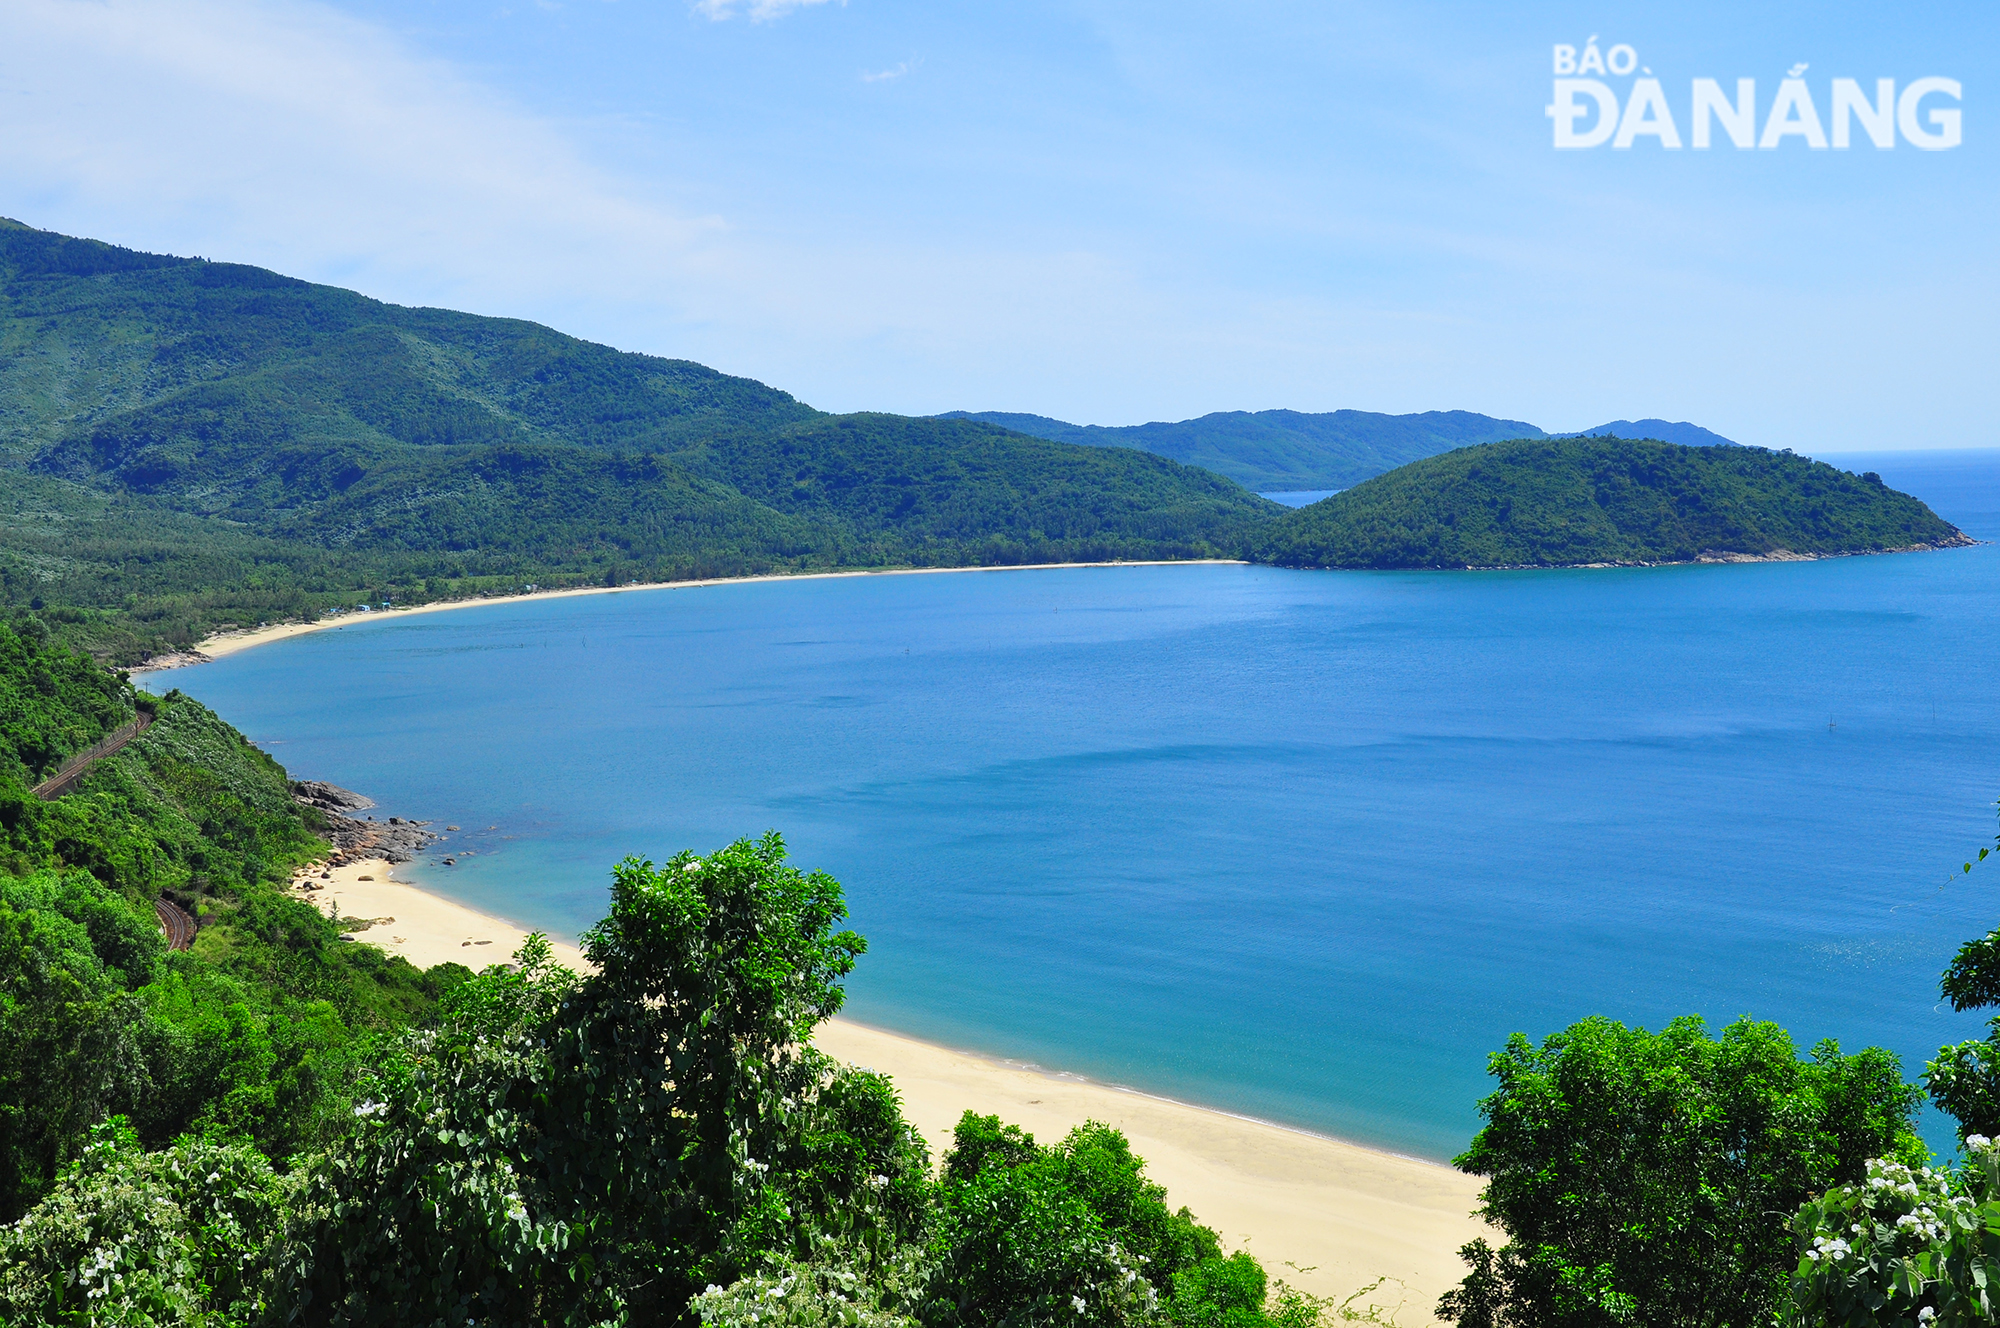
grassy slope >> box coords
[0,220,1272,661]
[942,408,1552,491]
[1256,437,1968,569]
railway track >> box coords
[154,896,197,951]
[33,710,155,800]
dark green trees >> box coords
[1439,1015,1924,1328]
[285,837,908,1325]
[926,1113,1222,1328]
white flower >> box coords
[1071,1296,1088,1314]
[1921,1309,1938,1323]
[685,861,704,873]
[1970,1135,1992,1150]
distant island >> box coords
[939,410,1738,492]
[1255,437,1971,569]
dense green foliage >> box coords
[0,219,1271,662]
[1440,1014,1925,1327]
[1,825,1356,1328]
[941,409,1549,492]
[1258,437,1965,569]
[0,1119,291,1325]
[926,1112,1221,1327]
[0,620,461,1221]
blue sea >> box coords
[149,449,2000,1161]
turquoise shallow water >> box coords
[150,449,2000,1161]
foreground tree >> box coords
[1438,1014,1924,1328]
[0,1119,289,1326]
[283,833,909,1326]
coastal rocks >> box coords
[292,780,441,864]
[129,649,213,673]
[293,781,375,814]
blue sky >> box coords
[0,0,1991,447]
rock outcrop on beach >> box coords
[293,780,440,864]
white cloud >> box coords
[691,0,842,23]
[0,0,1266,420]
[861,60,915,83]
[0,0,733,341]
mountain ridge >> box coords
[0,219,1272,660]
[939,408,1738,491]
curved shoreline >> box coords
[134,560,1250,671]
[185,560,1486,1318]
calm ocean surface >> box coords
[149,449,2000,1161]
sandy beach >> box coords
[301,854,1487,1320]
[145,561,1247,668]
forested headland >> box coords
[1255,437,1971,570]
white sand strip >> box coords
[145,561,1249,668]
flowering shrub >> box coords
[0,1118,290,1326]
[1791,1137,2000,1324]
[692,1239,933,1328]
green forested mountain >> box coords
[1256,437,1968,569]
[0,220,1271,661]
[939,408,1554,491]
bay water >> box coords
[149,449,2000,1160]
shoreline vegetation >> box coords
[295,854,1488,1313]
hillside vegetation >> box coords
[0,220,1270,661]
[0,219,1964,663]
[0,619,463,1220]
[1256,437,1968,569]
